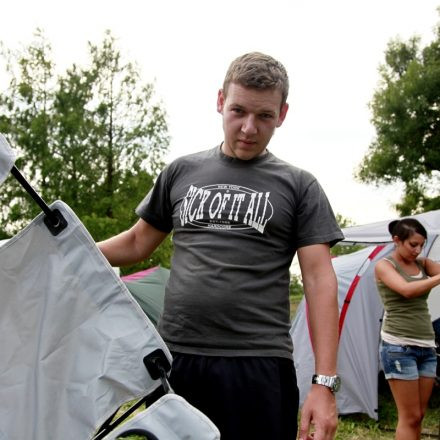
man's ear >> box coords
[276,103,289,128]
[217,89,225,114]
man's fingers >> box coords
[309,421,337,440]
[298,418,313,440]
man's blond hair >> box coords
[222,52,289,105]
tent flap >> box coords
[0,201,172,440]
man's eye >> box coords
[232,108,243,114]
[260,113,273,119]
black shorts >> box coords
[169,353,299,440]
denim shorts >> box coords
[380,341,437,380]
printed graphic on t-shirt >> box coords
[179,184,273,233]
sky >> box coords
[1,0,439,226]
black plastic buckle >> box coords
[44,208,68,236]
[143,349,172,394]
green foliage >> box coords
[357,17,440,215]
[331,242,365,257]
[0,29,171,268]
[289,273,304,298]
[289,273,303,308]
[289,273,304,318]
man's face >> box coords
[217,83,288,161]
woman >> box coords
[375,218,440,440]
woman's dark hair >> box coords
[388,218,427,241]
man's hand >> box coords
[298,385,338,440]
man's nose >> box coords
[241,115,257,135]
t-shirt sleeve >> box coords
[135,168,174,233]
[295,178,344,248]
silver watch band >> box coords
[312,374,341,392]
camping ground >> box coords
[334,374,440,439]
[290,291,440,440]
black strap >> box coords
[11,165,67,235]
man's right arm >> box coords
[97,219,169,267]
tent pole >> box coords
[11,165,67,235]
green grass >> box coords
[335,382,440,439]
[115,436,148,440]
[290,290,303,318]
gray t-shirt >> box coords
[136,146,343,359]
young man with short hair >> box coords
[99,52,343,440]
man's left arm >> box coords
[296,243,339,440]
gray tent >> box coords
[290,210,440,420]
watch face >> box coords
[332,376,341,392]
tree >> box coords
[289,273,304,318]
[289,273,303,297]
[356,18,440,215]
[0,30,173,271]
[0,29,58,229]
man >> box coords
[98,52,343,440]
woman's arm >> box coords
[375,259,440,298]
[422,257,440,277]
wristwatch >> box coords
[312,374,341,393]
